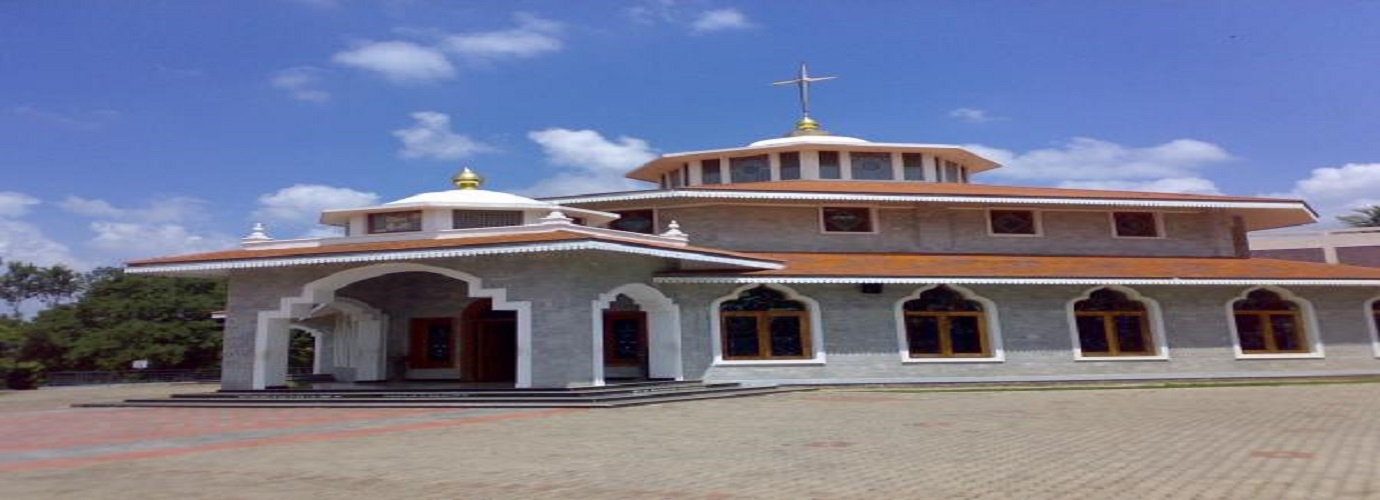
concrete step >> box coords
[188,380,724,399]
[76,385,811,409]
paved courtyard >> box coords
[1,382,1378,499]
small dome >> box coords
[748,135,872,147]
[385,189,553,208]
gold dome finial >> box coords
[787,116,830,136]
[452,168,483,190]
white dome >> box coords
[385,189,553,208]
[748,135,872,147]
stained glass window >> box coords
[730,155,771,183]
[901,286,990,358]
[609,209,655,234]
[1113,212,1160,238]
[819,151,841,179]
[719,286,811,360]
[850,152,894,180]
[989,210,1038,235]
[1232,289,1309,354]
[700,160,722,184]
[779,152,801,180]
[1073,288,1154,356]
[821,207,873,233]
[368,211,422,234]
[902,153,925,181]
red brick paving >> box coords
[0,407,453,453]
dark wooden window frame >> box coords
[1072,289,1157,357]
[1232,290,1310,355]
[720,310,812,360]
[903,310,990,358]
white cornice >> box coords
[128,241,783,276]
[548,188,1313,212]
[653,276,1380,286]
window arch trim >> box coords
[893,284,1005,363]
[1224,286,1324,359]
[1065,286,1170,361]
[710,284,826,366]
[1367,296,1380,358]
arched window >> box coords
[901,286,990,358]
[719,286,811,360]
[1232,289,1309,354]
[1073,288,1154,356]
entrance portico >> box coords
[251,262,532,390]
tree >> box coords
[62,269,226,370]
[1337,205,1380,228]
[0,261,42,317]
[14,268,226,372]
[35,264,83,308]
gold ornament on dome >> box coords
[452,168,484,190]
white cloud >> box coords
[52,195,230,264]
[523,128,659,196]
[59,196,207,223]
[691,8,754,33]
[270,66,331,102]
[626,0,678,24]
[0,192,40,218]
[332,40,456,84]
[1057,178,1223,195]
[87,222,235,261]
[948,108,1006,124]
[255,184,379,229]
[971,137,1233,182]
[441,13,564,60]
[1270,162,1380,225]
[0,219,81,268]
[393,111,492,160]
[0,192,84,268]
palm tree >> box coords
[1337,205,1380,228]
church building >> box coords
[128,69,1380,391]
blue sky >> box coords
[3,1,1380,269]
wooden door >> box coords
[463,300,517,383]
[603,311,648,378]
[408,318,456,369]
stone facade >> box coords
[671,284,1380,383]
[583,203,1238,257]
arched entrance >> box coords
[253,263,531,390]
[592,283,684,385]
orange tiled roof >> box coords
[682,180,1302,204]
[126,230,777,267]
[665,252,1380,280]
